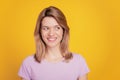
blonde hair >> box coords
[34,6,73,63]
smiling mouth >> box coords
[47,38,57,42]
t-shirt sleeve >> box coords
[78,55,90,77]
[18,58,31,80]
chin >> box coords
[47,44,54,47]
[46,43,60,48]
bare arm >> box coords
[20,77,27,80]
[78,74,88,80]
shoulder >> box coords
[72,53,86,63]
[72,53,90,76]
[18,55,34,79]
[72,53,85,60]
[22,55,35,65]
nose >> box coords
[48,28,55,36]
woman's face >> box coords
[41,17,63,48]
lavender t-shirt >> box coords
[18,53,90,80]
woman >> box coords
[18,6,90,80]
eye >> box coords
[55,26,61,30]
[42,26,49,31]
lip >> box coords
[47,37,57,42]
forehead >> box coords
[41,17,60,27]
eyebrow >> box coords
[41,25,60,27]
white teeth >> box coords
[47,38,56,41]
[49,39,55,40]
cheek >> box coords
[41,31,47,39]
[58,31,63,38]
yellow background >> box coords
[0,0,120,80]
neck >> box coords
[45,46,63,60]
